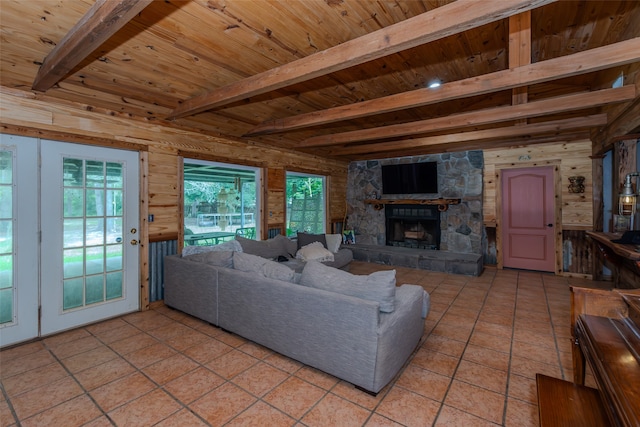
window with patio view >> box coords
[183,160,259,245]
[286,172,326,237]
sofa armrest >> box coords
[163,254,219,325]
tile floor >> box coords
[0,262,604,427]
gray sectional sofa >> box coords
[164,245,428,394]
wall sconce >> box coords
[619,173,639,229]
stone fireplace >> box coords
[386,204,440,249]
[345,151,484,256]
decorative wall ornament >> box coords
[568,175,585,193]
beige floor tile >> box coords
[90,323,140,344]
[463,344,510,372]
[232,362,289,397]
[206,349,259,379]
[42,328,91,348]
[0,349,57,379]
[294,366,340,391]
[263,376,326,419]
[226,401,295,426]
[434,405,501,426]
[411,348,459,377]
[454,360,507,394]
[183,338,234,364]
[122,310,175,331]
[511,340,560,366]
[423,334,467,358]
[332,381,386,410]
[468,330,512,354]
[47,335,103,360]
[164,328,210,352]
[163,366,225,404]
[190,382,256,426]
[74,357,136,391]
[85,317,129,335]
[0,399,16,427]
[444,380,505,425]
[123,342,177,369]
[376,387,440,427]
[19,395,102,427]
[396,364,451,402]
[11,376,84,420]
[2,362,68,397]
[143,353,199,385]
[108,332,158,355]
[364,413,405,426]
[154,408,209,427]
[61,345,118,374]
[509,356,562,380]
[504,397,539,427]
[90,372,156,412]
[264,352,304,374]
[0,341,46,363]
[302,393,371,427]
[507,373,537,404]
[108,388,182,426]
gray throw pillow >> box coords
[299,261,396,312]
[233,251,296,283]
[272,234,297,257]
[235,235,286,260]
[183,250,234,268]
[182,239,242,256]
[297,232,327,250]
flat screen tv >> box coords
[381,162,438,195]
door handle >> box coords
[547,224,553,227]
[130,239,139,245]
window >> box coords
[286,172,326,236]
[183,160,259,245]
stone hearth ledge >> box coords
[345,244,483,276]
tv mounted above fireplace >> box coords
[381,162,438,195]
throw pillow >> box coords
[272,234,297,257]
[300,261,396,312]
[183,250,234,268]
[182,239,242,257]
[235,235,286,260]
[296,242,335,262]
[233,251,297,283]
[297,232,327,250]
[325,234,342,253]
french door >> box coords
[0,136,140,347]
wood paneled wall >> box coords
[0,88,349,242]
[483,140,593,229]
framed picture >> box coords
[342,229,355,244]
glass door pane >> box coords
[286,172,326,236]
[62,157,125,311]
[0,150,14,324]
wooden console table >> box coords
[364,198,460,212]
[586,231,640,288]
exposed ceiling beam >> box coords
[509,12,531,108]
[32,0,153,92]
[301,86,635,147]
[167,0,555,120]
[246,37,640,136]
[349,131,592,161]
[327,115,607,156]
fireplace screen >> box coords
[386,205,440,250]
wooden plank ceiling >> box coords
[1,0,639,160]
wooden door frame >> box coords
[496,162,563,274]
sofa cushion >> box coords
[297,232,327,250]
[325,234,342,253]
[273,234,298,257]
[235,235,288,260]
[233,251,297,283]
[300,261,396,312]
[296,242,335,262]
[182,239,242,257]
[183,250,234,268]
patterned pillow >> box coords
[300,261,396,312]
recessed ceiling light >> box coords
[428,81,441,89]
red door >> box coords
[502,166,555,272]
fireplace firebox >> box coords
[385,204,440,250]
